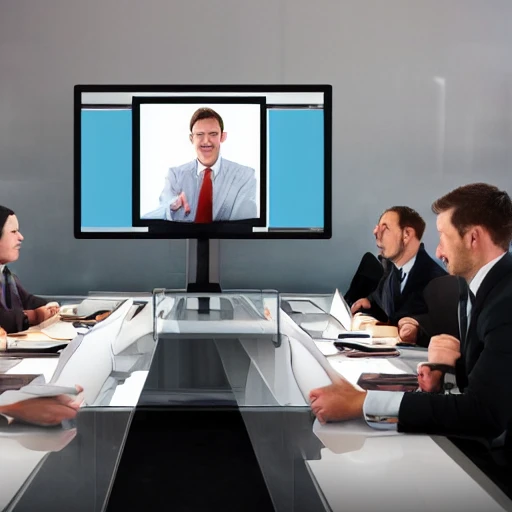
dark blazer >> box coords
[365,243,447,325]
[0,273,48,333]
[398,252,512,440]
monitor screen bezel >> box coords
[74,84,332,240]
[132,95,267,235]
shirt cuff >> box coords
[443,372,459,394]
[363,391,405,430]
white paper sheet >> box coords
[329,289,352,331]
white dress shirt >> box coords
[166,158,222,211]
[196,156,222,180]
[363,251,507,430]
[466,252,506,324]
[397,255,416,293]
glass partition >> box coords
[4,409,133,512]
[153,288,280,338]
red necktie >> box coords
[195,168,213,223]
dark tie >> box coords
[459,282,476,346]
[2,266,12,309]
[384,265,401,317]
[195,168,213,223]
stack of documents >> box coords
[7,315,78,351]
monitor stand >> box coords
[186,239,221,293]
[186,239,223,314]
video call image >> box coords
[79,87,327,237]
[138,102,262,223]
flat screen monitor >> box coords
[74,85,332,239]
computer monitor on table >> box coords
[74,84,332,291]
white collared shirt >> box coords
[466,252,507,323]
[396,255,416,293]
[196,157,222,180]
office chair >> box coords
[413,274,460,347]
[343,252,385,306]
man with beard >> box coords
[350,206,446,326]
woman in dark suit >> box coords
[0,205,59,333]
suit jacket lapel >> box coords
[466,253,512,342]
[212,158,232,220]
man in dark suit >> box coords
[0,205,59,333]
[351,206,446,325]
[310,183,512,446]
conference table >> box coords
[1,291,511,512]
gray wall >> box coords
[1,0,511,295]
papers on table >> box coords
[8,315,78,346]
[329,288,352,331]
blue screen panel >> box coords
[80,108,324,230]
[268,109,324,228]
[81,110,132,227]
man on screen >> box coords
[155,107,257,223]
